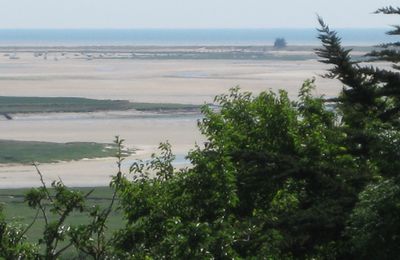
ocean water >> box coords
[0,28,392,46]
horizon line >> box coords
[0,27,390,30]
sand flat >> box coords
[0,53,341,102]
[0,49,343,187]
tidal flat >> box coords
[0,45,364,188]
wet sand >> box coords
[0,52,341,102]
[0,48,343,188]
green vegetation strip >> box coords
[0,140,120,164]
[0,187,122,254]
[0,96,200,114]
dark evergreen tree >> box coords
[316,9,400,127]
[316,6,400,259]
[316,10,400,177]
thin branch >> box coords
[38,203,48,226]
[54,242,74,258]
[84,189,95,199]
[92,137,124,258]
[33,163,54,203]
[17,208,40,242]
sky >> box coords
[0,0,398,29]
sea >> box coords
[0,28,393,46]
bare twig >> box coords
[33,163,54,203]
[54,242,74,258]
[17,208,40,242]
[38,201,48,226]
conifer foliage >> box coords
[316,9,400,126]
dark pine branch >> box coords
[358,66,400,95]
[387,25,400,36]
[315,16,378,107]
[377,42,400,48]
[374,6,400,15]
[368,50,400,63]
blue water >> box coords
[0,28,392,46]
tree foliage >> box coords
[110,81,368,258]
[347,178,400,260]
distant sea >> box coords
[0,28,392,46]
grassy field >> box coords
[0,96,200,115]
[0,186,123,258]
[0,140,121,164]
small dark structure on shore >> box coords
[274,37,287,48]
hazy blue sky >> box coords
[0,0,398,29]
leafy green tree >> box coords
[113,81,364,258]
[69,137,125,260]
[0,205,38,259]
[347,178,400,260]
[25,166,89,259]
[1,137,126,259]
[196,82,364,258]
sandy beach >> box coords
[0,47,344,187]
